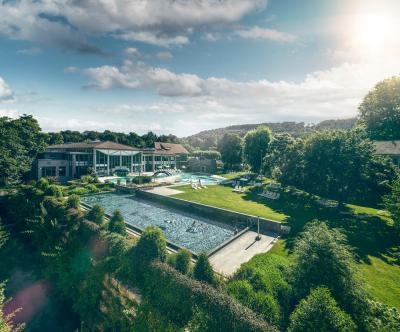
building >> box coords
[34,141,188,180]
[374,140,400,167]
[187,156,217,173]
[142,142,189,172]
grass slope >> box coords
[173,182,400,308]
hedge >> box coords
[143,261,277,332]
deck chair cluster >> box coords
[191,181,207,190]
[259,191,280,200]
[233,184,245,193]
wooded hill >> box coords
[181,118,357,151]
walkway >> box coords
[209,231,279,276]
[142,186,183,196]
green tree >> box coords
[384,176,400,229]
[134,226,167,265]
[263,133,296,178]
[86,204,105,225]
[193,253,216,286]
[108,210,127,235]
[288,287,356,332]
[359,76,400,140]
[217,134,243,170]
[0,115,47,186]
[243,126,272,173]
[288,129,396,205]
[292,222,368,324]
[67,194,80,209]
[175,249,191,275]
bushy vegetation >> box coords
[359,76,400,140]
[226,222,400,331]
[0,181,277,331]
[0,115,47,187]
[243,126,272,173]
[288,287,356,332]
[108,210,127,235]
[174,248,192,275]
[193,253,216,286]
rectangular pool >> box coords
[81,192,236,254]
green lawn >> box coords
[173,184,287,221]
[172,182,400,308]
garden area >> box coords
[172,176,400,309]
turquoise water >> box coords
[108,172,223,185]
[81,192,235,253]
[177,173,223,185]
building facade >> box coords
[34,141,188,180]
[374,140,400,167]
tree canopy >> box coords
[0,115,47,186]
[359,76,400,140]
[288,287,356,332]
[243,126,272,173]
[217,133,243,169]
[271,129,397,205]
[292,222,368,323]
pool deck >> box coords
[209,230,279,276]
[142,186,184,196]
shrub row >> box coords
[143,261,276,332]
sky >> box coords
[1,0,400,137]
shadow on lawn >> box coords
[240,186,399,266]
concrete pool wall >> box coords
[132,188,283,234]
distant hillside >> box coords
[181,118,357,151]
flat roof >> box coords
[374,140,400,155]
[47,141,139,151]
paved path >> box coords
[143,186,183,196]
[209,231,279,276]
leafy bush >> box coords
[131,176,152,184]
[84,183,100,193]
[108,210,127,235]
[36,177,50,191]
[80,174,99,184]
[227,280,280,326]
[288,287,356,332]
[69,187,90,195]
[86,204,105,225]
[193,253,216,286]
[67,194,80,209]
[134,226,167,265]
[292,221,368,325]
[45,184,64,197]
[364,300,400,331]
[144,262,275,331]
[175,249,191,275]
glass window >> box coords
[58,166,66,177]
[42,166,56,177]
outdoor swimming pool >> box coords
[81,192,235,254]
[107,172,224,185]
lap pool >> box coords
[81,192,236,254]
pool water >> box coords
[177,173,223,185]
[81,192,235,254]
[108,172,224,185]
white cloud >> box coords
[124,47,140,57]
[75,56,400,125]
[81,60,208,96]
[37,116,163,133]
[118,32,189,47]
[0,77,14,102]
[155,51,173,60]
[17,47,42,55]
[235,26,297,43]
[0,0,267,49]
[0,109,18,118]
